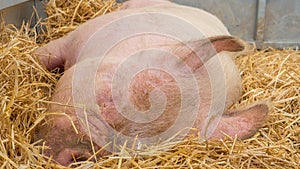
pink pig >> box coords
[34,0,268,166]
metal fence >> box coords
[118,0,300,49]
[172,0,300,49]
[2,0,300,49]
[0,0,46,28]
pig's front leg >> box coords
[35,35,71,70]
[35,0,174,71]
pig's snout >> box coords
[54,148,91,166]
[33,115,101,166]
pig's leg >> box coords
[35,0,174,70]
[181,35,247,72]
[35,35,72,70]
[209,103,269,140]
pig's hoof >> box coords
[210,103,269,140]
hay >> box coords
[0,0,299,168]
[0,18,59,167]
[39,0,120,43]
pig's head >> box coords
[33,112,103,166]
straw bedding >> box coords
[0,0,299,168]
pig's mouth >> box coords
[54,148,91,166]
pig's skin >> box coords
[34,0,268,166]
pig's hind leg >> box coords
[210,103,269,140]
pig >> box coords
[34,0,269,166]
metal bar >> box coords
[259,42,299,49]
[0,0,47,28]
[0,0,31,10]
[255,0,267,47]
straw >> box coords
[0,0,299,168]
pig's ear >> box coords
[209,103,269,140]
[182,35,249,71]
